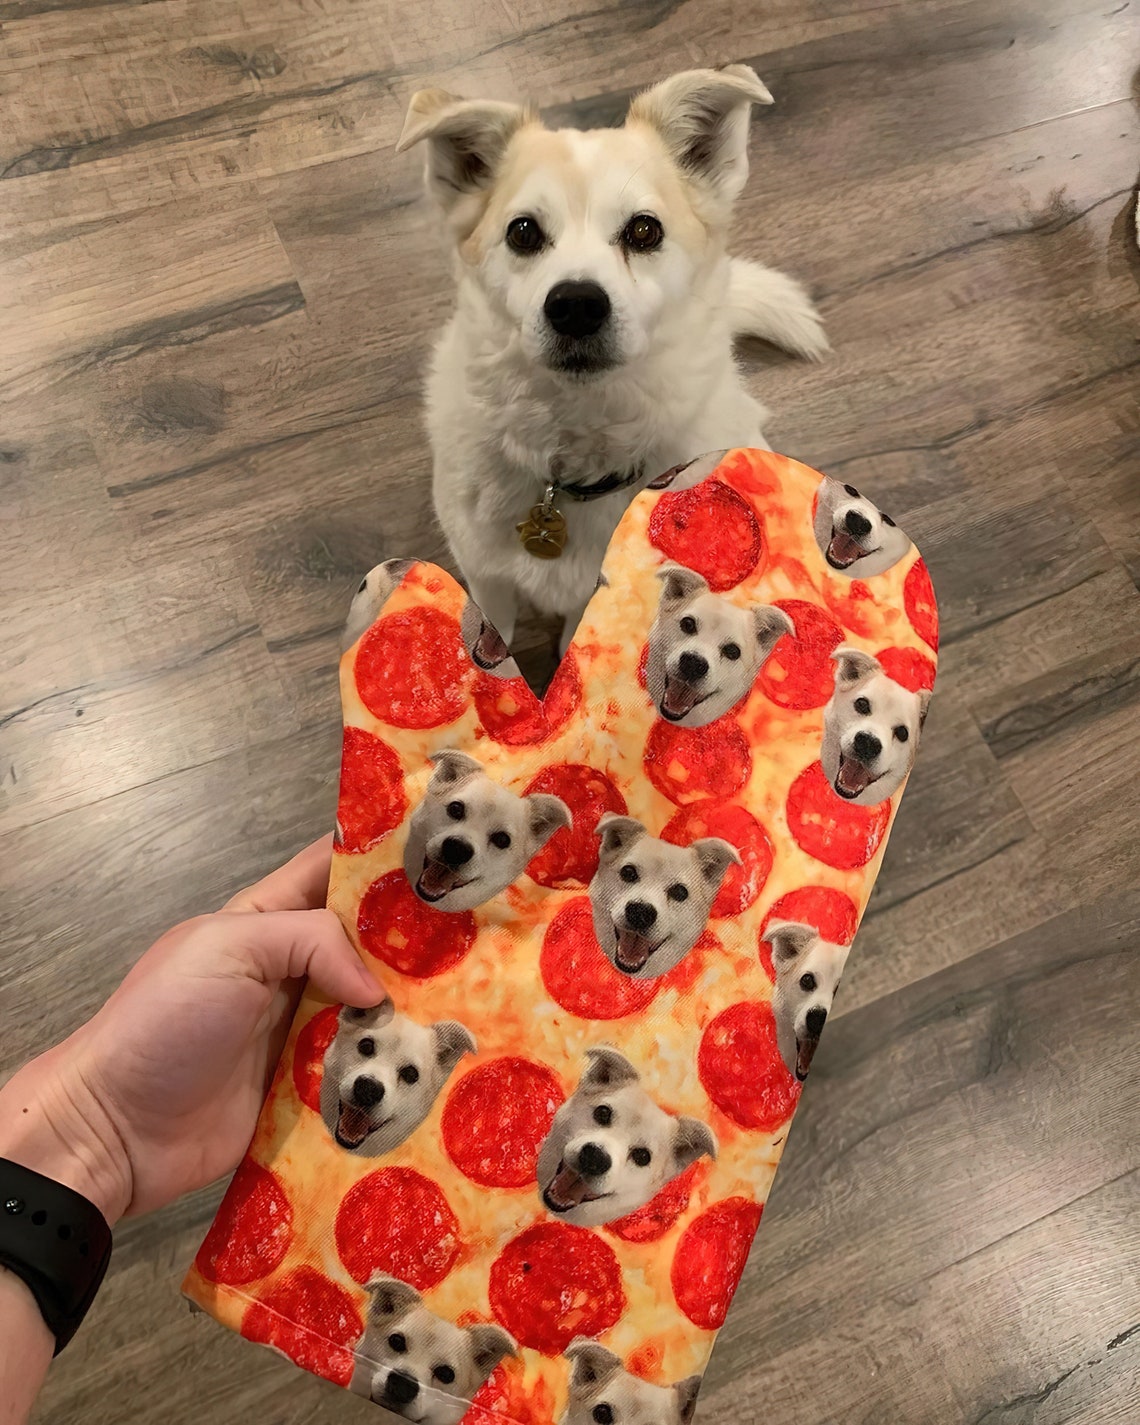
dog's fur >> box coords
[398,67,827,652]
[559,1339,702,1425]
[460,596,521,678]
[342,558,415,651]
[646,563,792,726]
[537,1047,716,1227]
[764,922,851,1081]
[319,1001,475,1156]
[821,648,930,806]
[350,1275,516,1422]
[404,750,571,911]
[812,476,910,578]
[589,813,739,979]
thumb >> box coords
[217,908,386,1007]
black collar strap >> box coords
[553,465,645,502]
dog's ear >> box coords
[339,998,395,1030]
[564,1338,624,1392]
[674,1375,704,1425]
[466,1323,518,1375]
[428,749,484,789]
[832,646,881,687]
[433,1020,477,1074]
[396,89,531,211]
[656,562,709,608]
[364,1274,422,1320]
[595,813,648,858]
[753,604,794,656]
[764,920,818,969]
[692,836,742,889]
[581,1046,640,1091]
[917,687,933,733]
[527,793,573,849]
[627,65,773,204]
[673,1115,718,1170]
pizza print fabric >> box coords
[183,448,937,1423]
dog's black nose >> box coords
[439,836,474,868]
[544,281,611,338]
[844,508,872,538]
[624,900,657,932]
[576,1142,612,1178]
[385,1371,420,1406]
[677,650,709,682]
[805,1007,828,1038]
[352,1075,385,1108]
[852,731,881,762]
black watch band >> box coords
[0,1158,113,1354]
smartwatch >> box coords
[0,1159,113,1354]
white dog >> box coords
[821,648,930,805]
[764,921,852,1081]
[812,476,910,578]
[397,66,827,652]
[559,1339,702,1425]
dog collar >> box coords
[553,466,645,501]
[516,466,647,559]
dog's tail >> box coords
[727,258,829,361]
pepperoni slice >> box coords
[698,1002,801,1131]
[786,762,890,870]
[671,1197,763,1330]
[355,607,473,729]
[291,1004,340,1112]
[194,1159,293,1286]
[759,887,859,978]
[524,764,627,888]
[335,726,408,853]
[645,716,751,805]
[661,801,773,917]
[758,600,844,710]
[357,869,476,978]
[242,1266,362,1387]
[606,1162,700,1243]
[904,558,938,651]
[489,1222,625,1355]
[875,645,936,693]
[541,897,659,1019]
[443,1057,565,1188]
[648,481,763,590]
[336,1167,462,1290]
[474,654,581,747]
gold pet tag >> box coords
[517,486,568,559]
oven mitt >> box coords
[183,447,938,1423]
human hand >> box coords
[0,837,384,1225]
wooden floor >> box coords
[3,0,1139,1419]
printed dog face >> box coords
[821,648,930,805]
[397,68,773,378]
[342,559,415,651]
[404,751,571,911]
[647,450,729,491]
[560,1340,702,1425]
[351,1275,516,1424]
[813,476,910,578]
[647,565,792,727]
[460,598,520,679]
[319,1002,475,1156]
[589,813,739,978]
[765,922,851,1081]
[537,1047,716,1227]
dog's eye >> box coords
[620,213,664,253]
[489,830,512,850]
[721,642,742,661]
[398,1064,420,1085]
[629,1146,652,1167]
[894,725,909,743]
[433,1365,456,1386]
[619,863,639,884]
[593,1407,615,1425]
[506,215,545,254]
[357,575,369,593]
[388,1333,407,1354]
[881,512,896,527]
[667,882,689,903]
[853,697,871,716]
[679,615,698,635]
[358,1037,376,1058]
[799,972,818,993]
[446,800,466,821]
[843,483,860,497]
[593,1104,614,1126]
